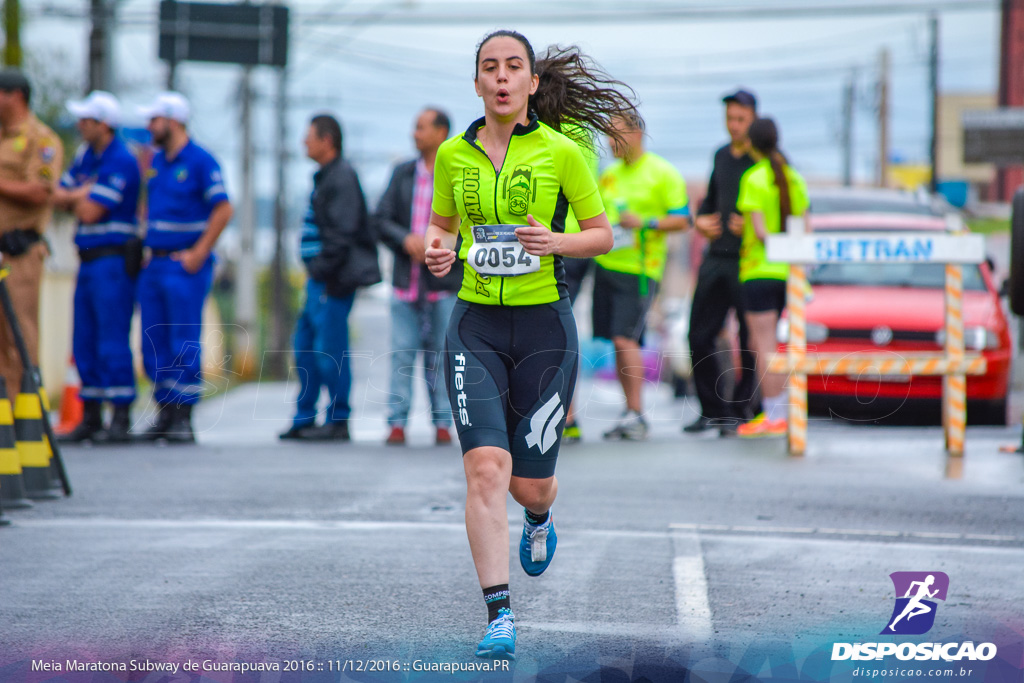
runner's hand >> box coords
[728,212,745,236]
[695,214,722,239]
[516,215,563,256]
[618,210,643,230]
[425,237,456,277]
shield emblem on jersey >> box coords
[508,165,532,216]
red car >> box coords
[777,212,1011,425]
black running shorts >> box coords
[741,277,786,315]
[591,264,658,343]
[445,297,578,479]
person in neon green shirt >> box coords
[733,117,809,438]
[561,122,600,445]
[423,29,638,659]
[594,113,690,441]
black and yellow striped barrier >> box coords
[37,384,65,492]
[14,373,60,500]
[0,263,70,498]
[0,377,31,509]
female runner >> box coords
[425,30,637,658]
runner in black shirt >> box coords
[684,90,758,436]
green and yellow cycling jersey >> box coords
[595,151,689,281]
[432,115,605,306]
[736,158,809,282]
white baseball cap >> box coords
[138,91,190,124]
[67,91,121,127]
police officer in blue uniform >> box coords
[136,92,233,443]
[54,91,142,443]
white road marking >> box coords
[13,518,668,539]
[672,531,714,641]
[668,522,1019,544]
[673,555,713,640]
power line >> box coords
[292,0,996,25]
[28,0,997,26]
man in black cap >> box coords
[683,89,758,437]
[0,69,62,403]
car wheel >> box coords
[1010,187,1024,316]
[968,398,1008,426]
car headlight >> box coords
[935,326,1000,350]
[777,319,828,343]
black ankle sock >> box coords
[482,584,510,623]
[524,509,549,526]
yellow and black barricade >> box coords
[15,373,60,499]
[0,265,71,497]
[0,376,32,509]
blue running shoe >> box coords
[519,510,557,576]
[476,608,516,659]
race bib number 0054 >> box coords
[467,224,539,277]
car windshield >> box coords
[809,195,946,216]
[808,263,987,291]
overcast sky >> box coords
[24,0,1000,212]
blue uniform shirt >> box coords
[60,137,141,249]
[145,140,229,251]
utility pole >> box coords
[996,0,1024,201]
[928,12,940,194]
[3,0,21,67]
[235,66,257,378]
[88,0,113,92]
[165,0,178,89]
[841,68,856,187]
[269,65,290,378]
[877,47,890,188]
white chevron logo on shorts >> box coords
[525,393,564,454]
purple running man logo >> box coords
[882,572,949,635]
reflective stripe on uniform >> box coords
[204,184,226,201]
[148,220,207,233]
[77,221,137,236]
[90,184,123,202]
[156,379,203,396]
[80,386,136,399]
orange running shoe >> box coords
[737,413,787,438]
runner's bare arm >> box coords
[425,211,459,277]
[515,212,612,258]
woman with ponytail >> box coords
[733,117,810,438]
[424,30,635,658]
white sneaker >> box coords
[602,411,649,441]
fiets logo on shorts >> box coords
[453,353,471,427]
[462,168,486,226]
[831,572,996,663]
[525,393,563,454]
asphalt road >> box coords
[1,294,1022,683]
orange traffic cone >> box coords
[54,356,83,436]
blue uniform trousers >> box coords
[291,279,354,427]
[74,255,137,405]
[138,255,213,406]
